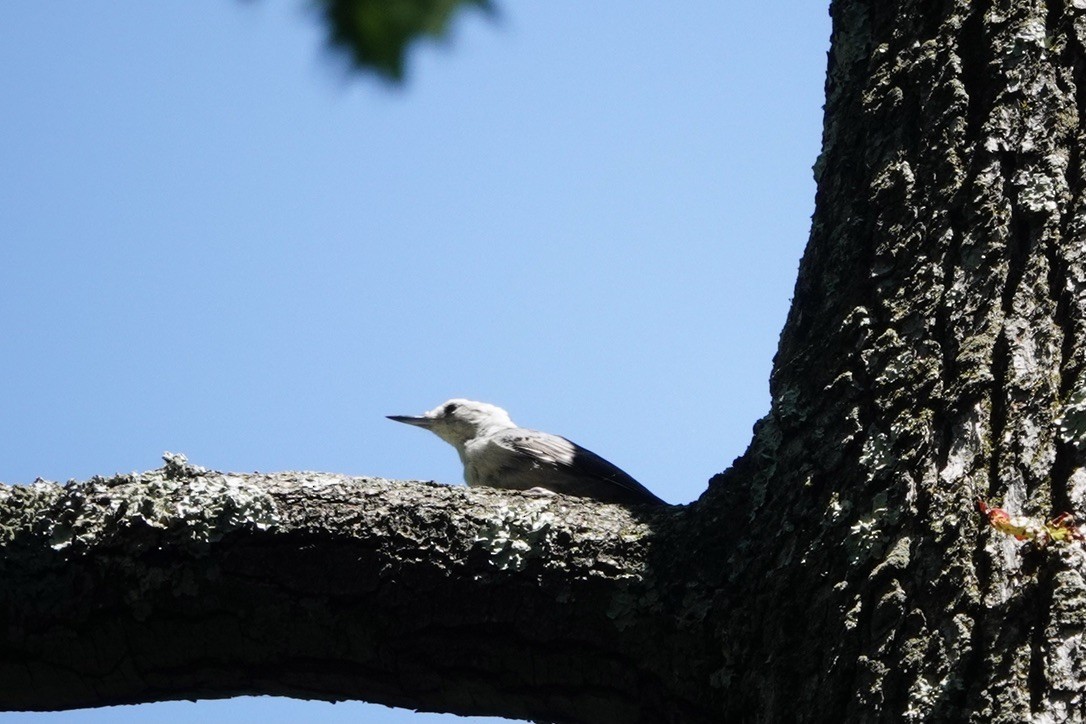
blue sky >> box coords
[0,2,830,722]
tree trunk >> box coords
[4,0,1086,721]
[706,0,1086,719]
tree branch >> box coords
[0,455,713,722]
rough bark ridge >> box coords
[5,0,1086,721]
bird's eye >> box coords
[444,403,458,415]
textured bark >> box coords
[701,0,1086,720]
[5,0,1086,721]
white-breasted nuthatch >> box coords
[388,399,666,506]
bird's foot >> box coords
[524,486,557,498]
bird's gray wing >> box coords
[491,429,665,506]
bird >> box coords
[388,399,666,506]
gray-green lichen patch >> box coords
[0,481,66,545]
[872,535,912,578]
[847,492,893,568]
[939,404,986,483]
[1014,156,1067,215]
[468,493,656,577]
[1,453,280,554]
[1058,384,1086,450]
[472,500,559,572]
[859,426,896,476]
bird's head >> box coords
[388,399,515,448]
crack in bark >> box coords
[984,149,1033,504]
[1047,223,1078,510]
[1028,563,1057,713]
[938,169,979,478]
[1046,0,1068,49]
[960,0,995,141]
[958,528,995,717]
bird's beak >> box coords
[387,414,434,428]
